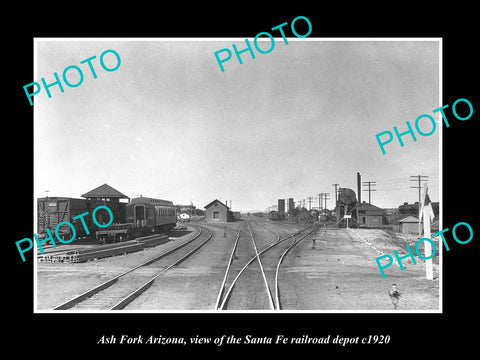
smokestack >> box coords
[357,172,361,203]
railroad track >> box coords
[52,224,214,311]
[214,218,316,310]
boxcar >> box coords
[38,197,128,241]
[37,197,91,240]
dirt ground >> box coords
[280,227,440,311]
[36,226,200,310]
[36,220,440,312]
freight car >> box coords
[335,188,359,228]
[269,210,279,221]
[37,197,122,241]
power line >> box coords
[332,183,340,203]
[410,175,429,235]
[362,181,376,228]
[307,196,313,210]
[322,192,330,216]
[362,181,376,204]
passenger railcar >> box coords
[126,197,177,232]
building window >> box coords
[213,211,219,219]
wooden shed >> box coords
[399,215,420,234]
[357,201,386,227]
[204,199,234,222]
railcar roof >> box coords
[128,197,174,206]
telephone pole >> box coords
[332,183,340,202]
[410,175,429,235]
[332,184,340,223]
[323,193,330,219]
[307,196,313,210]
[362,181,376,227]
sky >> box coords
[34,39,440,212]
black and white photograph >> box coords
[32,39,441,313]
[8,6,478,355]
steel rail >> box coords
[213,223,242,310]
[246,218,282,243]
[52,224,205,310]
[110,226,214,310]
[246,220,275,310]
[274,228,316,310]
[217,222,310,310]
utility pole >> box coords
[324,193,330,221]
[332,184,340,202]
[319,193,324,220]
[363,181,376,227]
[410,175,429,236]
[332,184,340,223]
[322,193,330,216]
[307,196,313,210]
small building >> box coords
[175,203,197,217]
[81,183,130,224]
[399,201,440,218]
[357,201,386,227]
[204,199,234,222]
[178,213,190,222]
[399,216,420,234]
[81,183,129,203]
[383,208,399,225]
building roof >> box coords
[399,215,419,223]
[81,183,128,199]
[204,199,230,210]
[357,202,385,214]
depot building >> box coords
[204,199,235,222]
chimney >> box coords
[357,172,362,203]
